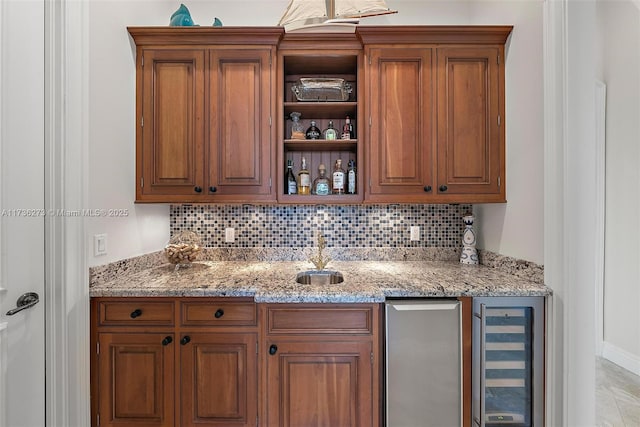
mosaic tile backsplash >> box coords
[170,204,472,248]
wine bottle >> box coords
[297,157,310,195]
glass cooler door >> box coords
[473,297,544,427]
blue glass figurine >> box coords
[169,4,196,26]
[212,17,223,27]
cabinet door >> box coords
[265,340,373,427]
[209,49,274,200]
[179,333,258,427]
[139,49,205,200]
[367,47,434,201]
[97,333,175,427]
[436,47,504,200]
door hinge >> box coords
[369,178,372,189]
[97,413,100,427]
[498,176,501,187]
[141,55,144,68]
[497,54,500,65]
[256,341,259,354]
[141,116,144,127]
[369,116,372,126]
[96,342,100,355]
[269,177,272,188]
[140,177,144,188]
[269,116,272,127]
[497,115,501,127]
[370,352,374,363]
[368,55,371,65]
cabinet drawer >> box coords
[266,305,374,335]
[181,301,257,326]
[97,300,175,326]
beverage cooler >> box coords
[473,297,545,427]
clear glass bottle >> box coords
[332,159,345,194]
[305,121,321,140]
[323,120,337,140]
[347,159,357,194]
[312,164,331,196]
[290,112,305,140]
[342,116,354,140]
[286,159,298,195]
[297,157,310,195]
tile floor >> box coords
[596,357,640,427]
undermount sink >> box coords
[295,270,344,285]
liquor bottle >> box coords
[297,157,310,195]
[286,159,298,195]
[342,116,354,139]
[312,164,331,195]
[332,159,345,194]
[290,112,305,140]
[323,120,337,140]
[347,159,357,194]
[305,121,321,140]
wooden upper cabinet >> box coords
[128,27,281,203]
[139,49,205,200]
[366,47,434,202]
[436,47,504,201]
[359,26,511,204]
[209,49,274,199]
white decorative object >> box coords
[460,213,479,265]
[278,0,397,33]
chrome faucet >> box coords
[309,232,331,271]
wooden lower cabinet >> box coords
[179,332,258,426]
[92,299,382,427]
[96,332,175,427]
[261,304,381,427]
[91,298,258,427]
[265,340,374,427]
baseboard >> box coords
[602,341,640,377]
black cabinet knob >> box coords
[209,186,217,193]
[130,309,142,319]
[214,309,224,319]
[162,336,173,346]
[194,186,203,193]
[269,344,278,355]
[439,185,448,192]
[180,336,191,345]
[423,185,432,192]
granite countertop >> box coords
[89,257,551,303]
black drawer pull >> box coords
[130,309,142,319]
[423,185,432,192]
[269,344,278,355]
[209,186,217,193]
[180,336,191,345]
[194,186,203,193]
[214,309,224,319]
[439,185,448,192]
[161,336,173,346]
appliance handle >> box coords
[391,302,459,311]
[479,303,487,427]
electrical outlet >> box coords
[225,227,235,243]
[410,226,420,241]
[94,234,107,256]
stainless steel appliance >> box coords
[385,299,462,426]
[473,296,545,427]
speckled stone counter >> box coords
[89,257,551,303]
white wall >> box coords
[598,0,640,372]
[86,0,544,266]
[470,2,545,265]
